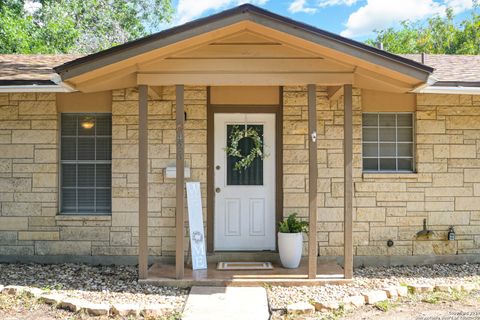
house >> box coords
[1,4,480,284]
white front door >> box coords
[214,113,276,251]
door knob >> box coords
[215,187,221,193]
[216,165,220,170]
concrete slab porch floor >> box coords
[140,258,349,287]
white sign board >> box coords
[186,182,207,270]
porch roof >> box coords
[54,4,432,77]
[50,4,433,93]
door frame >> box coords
[206,86,284,253]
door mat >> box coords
[216,261,274,270]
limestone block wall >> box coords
[0,87,207,258]
[282,89,480,257]
[0,92,59,255]
[1,88,480,260]
[352,94,480,256]
[109,86,207,257]
[282,86,363,255]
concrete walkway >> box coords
[182,286,270,320]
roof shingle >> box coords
[401,54,480,83]
[0,54,82,82]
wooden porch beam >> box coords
[343,84,354,279]
[137,73,353,86]
[175,85,185,279]
[138,85,149,280]
[307,84,318,279]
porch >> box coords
[136,83,355,284]
[142,257,347,287]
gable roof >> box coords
[53,4,433,82]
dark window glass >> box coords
[362,113,414,172]
[380,158,396,171]
[398,158,413,171]
[362,143,377,157]
[61,114,112,214]
[61,137,76,160]
[379,114,396,126]
[362,114,378,126]
[363,158,378,171]
[226,124,264,186]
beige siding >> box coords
[362,89,415,112]
[210,86,279,105]
[57,91,112,113]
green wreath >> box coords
[225,125,265,171]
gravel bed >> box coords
[268,263,480,309]
[0,263,188,311]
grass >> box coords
[0,292,42,314]
[313,304,347,320]
[446,289,469,302]
[42,283,63,291]
[421,293,440,304]
[374,300,397,312]
[330,303,346,319]
[420,289,469,305]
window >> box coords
[362,113,414,172]
[61,114,112,214]
[226,124,264,186]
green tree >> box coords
[0,0,173,54]
[366,6,480,55]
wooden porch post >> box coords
[343,84,354,279]
[307,84,318,279]
[138,85,149,279]
[175,85,185,279]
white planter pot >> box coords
[278,232,303,269]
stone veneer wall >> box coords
[351,94,480,256]
[0,87,207,258]
[1,88,480,260]
[282,86,363,255]
[282,88,480,257]
[110,86,207,257]
[0,92,59,255]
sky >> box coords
[169,0,476,41]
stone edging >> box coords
[286,281,480,315]
[0,284,175,317]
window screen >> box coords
[362,113,414,172]
[61,114,112,214]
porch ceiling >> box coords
[54,4,433,93]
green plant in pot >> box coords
[278,213,308,268]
